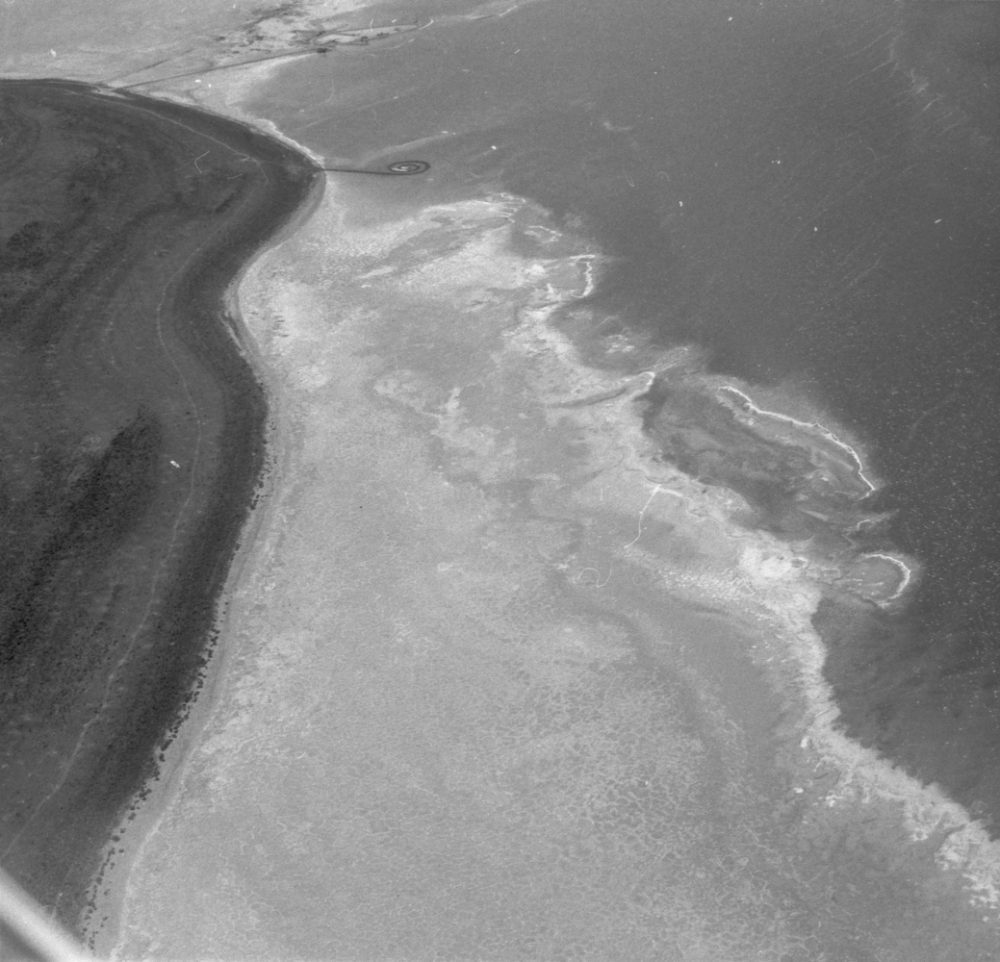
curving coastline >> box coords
[4,1,999,956]
[102,183,1000,959]
[0,78,321,929]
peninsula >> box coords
[0,78,320,929]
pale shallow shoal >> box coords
[100,185,1000,961]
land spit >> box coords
[0,78,320,928]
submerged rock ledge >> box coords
[0,78,320,928]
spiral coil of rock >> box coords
[323,160,430,175]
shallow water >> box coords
[245,0,1000,837]
[101,183,1000,961]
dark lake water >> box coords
[251,0,1000,828]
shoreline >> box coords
[103,172,1000,956]
[0,76,321,931]
[82,165,328,957]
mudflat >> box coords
[0,78,319,927]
